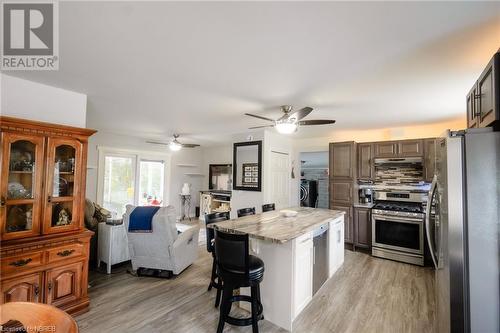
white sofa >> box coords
[123,205,199,275]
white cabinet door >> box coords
[329,217,345,277]
[294,233,313,317]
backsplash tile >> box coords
[374,163,423,186]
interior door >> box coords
[0,133,45,240]
[269,151,289,209]
[43,138,83,234]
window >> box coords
[139,160,165,206]
[97,148,169,215]
[102,155,135,215]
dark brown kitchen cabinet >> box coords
[374,141,398,158]
[397,140,423,157]
[424,139,436,182]
[476,53,499,128]
[467,84,479,128]
[331,204,353,244]
[329,141,356,179]
[357,143,373,180]
[330,181,353,205]
[354,207,371,249]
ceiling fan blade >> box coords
[244,113,275,122]
[248,125,275,129]
[289,107,313,121]
[146,141,169,146]
[181,143,200,148]
[298,119,336,126]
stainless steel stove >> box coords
[371,190,427,266]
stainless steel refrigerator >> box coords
[426,128,499,333]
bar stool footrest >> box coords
[225,295,263,326]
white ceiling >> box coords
[4,1,500,144]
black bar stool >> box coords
[262,203,275,212]
[214,230,264,333]
[237,207,256,218]
[205,212,229,307]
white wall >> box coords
[86,131,203,218]
[1,74,87,127]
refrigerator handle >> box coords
[425,175,438,269]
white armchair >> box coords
[123,205,199,275]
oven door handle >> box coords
[372,215,423,224]
[425,175,439,269]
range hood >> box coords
[373,157,423,165]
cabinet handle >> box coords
[0,196,5,207]
[57,249,75,257]
[34,284,39,297]
[9,258,32,267]
[47,195,52,203]
[48,281,52,292]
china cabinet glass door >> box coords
[0,133,44,240]
[44,138,83,233]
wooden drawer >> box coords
[47,243,84,264]
[1,251,43,276]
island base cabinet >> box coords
[293,233,313,317]
[239,217,345,332]
[329,217,345,277]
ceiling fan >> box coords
[147,134,200,151]
[245,105,336,134]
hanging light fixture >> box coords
[275,118,297,134]
[169,139,182,151]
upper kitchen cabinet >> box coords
[373,141,398,158]
[467,52,500,129]
[374,140,423,158]
[424,139,436,182]
[467,84,479,128]
[357,143,373,181]
[476,52,500,129]
[397,139,423,157]
[329,141,356,179]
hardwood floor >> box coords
[77,244,435,333]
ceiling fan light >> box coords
[169,140,182,151]
[275,120,297,134]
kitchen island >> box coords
[209,207,345,331]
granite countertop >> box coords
[208,207,345,243]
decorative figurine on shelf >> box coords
[56,208,71,226]
[25,208,33,230]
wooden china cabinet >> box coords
[0,116,96,315]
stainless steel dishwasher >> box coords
[313,223,329,295]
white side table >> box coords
[97,221,130,274]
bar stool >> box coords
[215,229,264,333]
[262,203,275,212]
[237,207,256,217]
[205,211,230,307]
